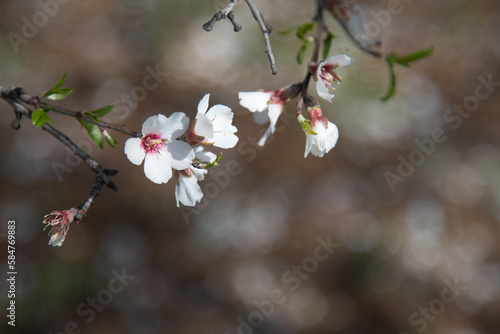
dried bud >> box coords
[42,208,78,247]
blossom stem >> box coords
[301,0,325,96]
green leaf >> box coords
[42,73,73,100]
[279,26,297,36]
[77,119,103,149]
[322,32,335,60]
[297,42,310,65]
[84,105,115,119]
[296,22,315,42]
[206,153,223,169]
[300,119,317,136]
[380,56,397,101]
[393,46,434,68]
[105,134,117,147]
[32,108,55,127]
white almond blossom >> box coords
[315,54,353,102]
[238,91,285,146]
[305,118,339,158]
[175,146,217,207]
[194,94,238,149]
[298,108,339,158]
[124,113,195,184]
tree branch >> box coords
[203,0,277,75]
[203,0,242,32]
[244,0,277,75]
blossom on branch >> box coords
[175,146,217,207]
[188,94,239,149]
[298,101,339,158]
[313,54,353,102]
[239,85,299,146]
[124,113,195,184]
[43,208,78,247]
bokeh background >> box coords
[1,0,499,333]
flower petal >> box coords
[144,153,173,184]
[175,173,204,207]
[194,114,214,139]
[124,138,145,165]
[267,103,282,132]
[206,104,234,130]
[316,79,335,102]
[191,166,208,181]
[142,114,168,135]
[194,146,217,163]
[325,55,354,67]
[197,93,210,117]
[211,132,239,149]
[304,134,314,158]
[257,125,273,147]
[238,91,273,112]
[165,140,196,170]
[162,112,190,139]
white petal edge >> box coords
[124,138,145,165]
[238,91,273,112]
[165,140,196,170]
[144,153,173,184]
[257,125,273,147]
[142,114,168,135]
[325,55,354,67]
[175,174,204,207]
[194,114,214,139]
[316,79,335,102]
[197,94,210,117]
[267,103,282,132]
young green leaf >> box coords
[105,134,117,148]
[279,26,297,36]
[32,108,55,127]
[85,105,115,119]
[205,153,223,169]
[300,119,317,136]
[380,57,397,101]
[322,32,335,60]
[393,46,434,68]
[77,119,103,149]
[296,22,315,42]
[42,73,73,100]
[297,42,310,65]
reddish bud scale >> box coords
[309,107,329,129]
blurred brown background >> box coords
[1,0,499,333]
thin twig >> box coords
[301,1,325,96]
[75,169,118,221]
[0,86,118,191]
[203,0,242,32]
[244,0,277,75]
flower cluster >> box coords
[125,94,238,207]
[239,54,352,158]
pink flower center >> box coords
[142,133,164,154]
[320,64,342,86]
